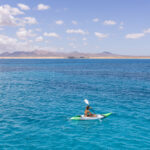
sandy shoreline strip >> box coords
[89,56,150,59]
[0,56,150,59]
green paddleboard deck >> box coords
[70,113,112,120]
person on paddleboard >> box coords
[84,105,97,117]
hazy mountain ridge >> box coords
[0,50,123,58]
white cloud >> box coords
[60,47,64,50]
[37,4,50,10]
[0,34,17,45]
[125,28,150,39]
[44,32,59,38]
[22,17,37,25]
[17,17,38,26]
[95,32,108,39]
[119,22,124,30]
[120,22,124,26]
[69,42,76,49]
[0,5,24,16]
[0,34,35,52]
[16,28,36,40]
[18,3,30,10]
[83,42,88,46]
[66,29,87,35]
[119,26,124,30]
[66,37,77,41]
[144,28,150,34]
[82,37,87,41]
[0,5,24,26]
[0,34,61,53]
[56,20,64,25]
[125,33,144,39]
[0,5,37,27]
[93,18,99,22]
[103,20,116,25]
[35,28,41,32]
[35,36,43,42]
[72,20,78,25]
[34,46,60,52]
[64,8,68,11]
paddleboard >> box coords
[70,113,112,120]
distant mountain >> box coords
[0,50,125,58]
[100,51,118,56]
[0,50,63,57]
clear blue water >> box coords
[0,59,150,150]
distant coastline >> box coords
[0,56,150,59]
[0,50,150,59]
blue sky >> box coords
[0,0,150,55]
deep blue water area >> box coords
[0,59,150,149]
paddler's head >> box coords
[86,105,91,110]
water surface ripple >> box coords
[0,59,150,149]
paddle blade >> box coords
[84,99,89,105]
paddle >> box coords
[84,99,89,105]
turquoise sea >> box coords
[0,59,150,149]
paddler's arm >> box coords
[84,110,87,116]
